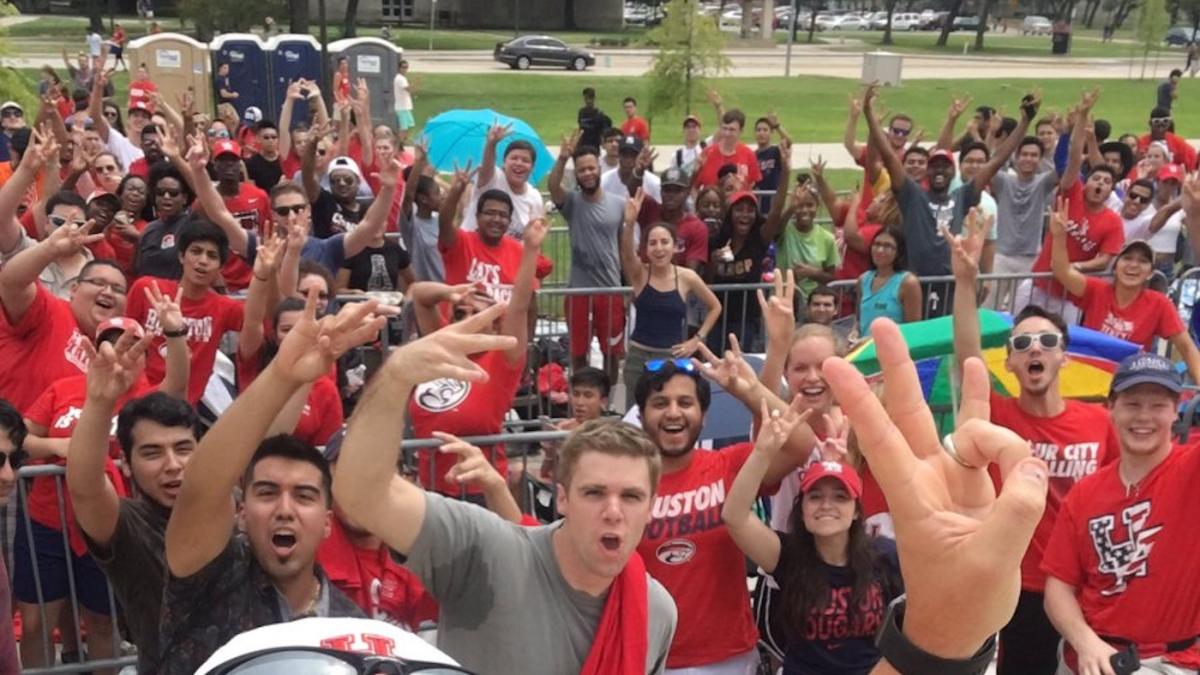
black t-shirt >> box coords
[341,240,411,292]
[82,498,171,674]
[311,189,368,239]
[774,534,902,675]
[709,229,767,324]
[756,145,783,211]
[135,213,189,280]
[244,153,283,192]
[577,106,613,149]
[218,76,236,104]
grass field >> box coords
[787,26,1181,58]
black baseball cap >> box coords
[619,135,643,154]
[1110,353,1183,396]
[661,167,689,188]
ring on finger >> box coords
[942,433,980,470]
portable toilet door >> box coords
[265,34,323,129]
[327,37,403,128]
[128,33,212,116]
[210,33,271,123]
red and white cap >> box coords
[212,139,241,158]
[928,149,956,167]
[95,317,145,341]
[1157,163,1184,183]
[800,460,863,499]
[128,99,153,114]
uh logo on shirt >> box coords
[647,479,727,565]
[1087,500,1163,596]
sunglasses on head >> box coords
[644,358,698,374]
[273,204,307,216]
[1008,332,1062,352]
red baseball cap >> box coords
[212,139,241,158]
[800,461,863,499]
[1157,163,1184,183]
[128,99,153,114]
[728,190,759,208]
[928,149,956,167]
[95,317,145,341]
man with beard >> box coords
[1025,101,1124,325]
[634,352,817,673]
[461,123,544,238]
[601,134,662,202]
[305,153,370,239]
[948,209,1118,675]
[209,139,269,290]
[156,294,386,674]
[636,168,708,272]
[67,338,200,673]
[438,168,525,304]
[549,134,626,383]
[128,120,165,178]
[1044,353,1200,675]
[865,83,1035,317]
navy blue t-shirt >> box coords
[774,533,901,675]
[755,145,782,212]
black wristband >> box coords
[875,596,997,675]
[163,328,188,338]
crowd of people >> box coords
[0,26,1197,675]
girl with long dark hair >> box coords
[856,225,921,336]
[723,401,902,675]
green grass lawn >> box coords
[8,68,1187,142]
[812,29,1179,58]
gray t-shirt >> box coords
[400,208,444,282]
[562,190,625,288]
[403,493,677,674]
[895,178,978,277]
[991,169,1058,257]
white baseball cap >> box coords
[328,155,364,182]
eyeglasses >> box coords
[644,358,699,374]
[78,277,128,295]
[273,204,307,216]
[1127,192,1152,204]
[204,646,474,675]
[871,240,897,250]
[48,214,87,229]
[480,209,512,221]
[889,127,911,137]
[1150,117,1171,127]
[1008,332,1062,352]
[0,450,27,470]
[94,164,119,174]
[156,188,182,198]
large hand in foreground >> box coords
[822,319,1048,660]
[383,302,518,386]
[271,289,392,384]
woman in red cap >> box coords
[722,400,903,675]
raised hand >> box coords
[757,269,796,346]
[753,396,811,458]
[48,220,104,257]
[272,289,391,384]
[1182,172,1200,215]
[379,157,403,187]
[559,128,581,160]
[1019,88,1042,121]
[29,125,61,171]
[862,81,881,112]
[848,95,863,117]
[818,410,851,462]
[450,160,477,191]
[695,335,759,398]
[1079,86,1101,112]
[636,145,658,172]
[809,155,826,180]
[523,217,548,250]
[485,121,514,146]
[355,77,369,102]
[383,301,517,385]
[941,206,991,281]
[287,79,304,101]
[145,281,185,335]
[706,88,723,108]
[82,328,151,403]
[254,233,285,280]
[435,432,506,490]
[821,319,1047,659]
[159,122,182,160]
[623,187,645,225]
[948,95,973,119]
[1048,196,1069,238]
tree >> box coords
[0,3,40,115]
[179,0,285,40]
[882,0,898,44]
[289,0,310,33]
[936,0,966,45]
[974,0,993,49]
[1137,0,1169,78]
[342,0,359,37]
[647,0,731,120]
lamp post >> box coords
[429,0,436,51]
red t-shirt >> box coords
[638,443,765,668]
[1032,182,1124,298]
[281,150,301,180]
[989,394,1118,592]
[215,182,271,291]
[128,157,149,180]
[293,376,343,447]
[636,200,709,267]
[0,284,92,412]
[317,518,439,630]
[128,78,157,111]
[125,277,245,404]
[24,374,142,555]
[837,224,881,282]
[407,349,524,496]
[1071,277,1184,350]
[693,144,763,189]
[621,116,650,143]
[1041,444,1200,668]
[439,231,526,305]
[1136,133,1198,171]
[104,218,148,275]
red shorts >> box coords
[566,294,626,358]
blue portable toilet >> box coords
[327,38,403,129]
[210,33,271,122]
[265,34,322,129]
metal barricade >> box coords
[12,464,136,674]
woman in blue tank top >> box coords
[620,189,722,409]
[856,226,922,337]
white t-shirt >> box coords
[392,73,412,111]
[1149,210,1183,255]
[105,127,144,170]
[1123,207,1156,243]
[600,167,662,203]
[87,32,103,57]
[460,171,545,239]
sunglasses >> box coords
[156,188,182,198]
[273,204,307,216]
[330,174,357,186]
[1,110,23,119]
[48,214,87,229]
[95,164,119,174]
[208,129,231,139]
[644,358,698,374]
[889,127,911,137]
[1127,192,1152,204]
[1008,332,1062,352]
[103,109,119,119]
[0,450,27,470]
[1150,117,1171,126]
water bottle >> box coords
[762,242,777,283]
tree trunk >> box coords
[342,0,359,38]
[564,0,577,30]
[807,4,818,42]
[974,0,992,50]
[936,0,964,45]
[289,0,310,34]
[882,0,896,44]
[740,0,753,38]
[762,0,775,40]
[86,0,104,32]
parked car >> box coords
[951,15,984,31]
[867,11,888,29]
[493,36,596,71]
[828,15,870,30]
[1022,15,1052,35]
[1164,26,1200,45]
[920,11,949,30]
[890,12,922,30]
